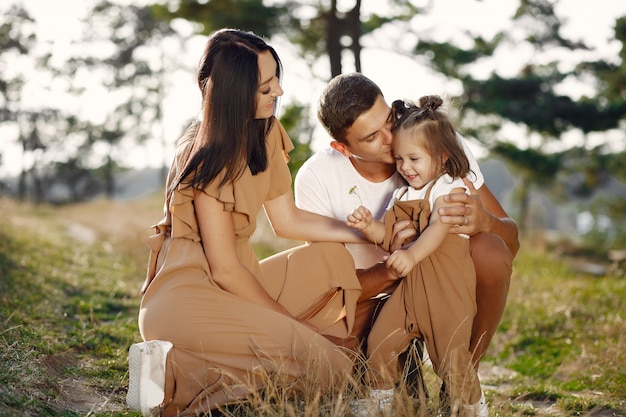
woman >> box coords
[129,29,364,417]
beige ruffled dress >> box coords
[138,119,360,416]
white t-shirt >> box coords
[294,134,483,269]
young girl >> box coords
[347,96,488,416]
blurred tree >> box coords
[150,0,420,77]
[52,156,102,203]
[0,5,36,200]
[63,1,182,198]
[413,0,626,231]
[151,0,285,39]
[4,0,624,220]
[1,1,184,202]
[0,5,82,203]
[586,16,626,104]
[278,102,315,181]
[147,0,422,177]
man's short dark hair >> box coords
[317,73,383,143]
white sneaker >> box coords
[349,388,395,417]
[463,391,488,417]
[127,340,173,417]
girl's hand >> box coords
[346,205,373,230]
[384,250,416,277]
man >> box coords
[294,73,519,379]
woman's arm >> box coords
[194,189,316,330]
[439,179,520,257]
[263,191,368,244]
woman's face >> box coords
[255,51,283,119]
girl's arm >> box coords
[388,188,465,275]
[263,191,368,244]
[194,189,316,330]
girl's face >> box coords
[393,130,441,190]
[255,50,283,119]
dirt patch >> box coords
[41,352,124,414]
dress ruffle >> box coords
[142,119,295,294]
[168,119,294,243]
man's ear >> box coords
[330,140,352,157]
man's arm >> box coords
[439,179,520,257]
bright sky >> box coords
[2,0,625,177]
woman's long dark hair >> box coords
[171,29,282,193]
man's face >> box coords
[341,95,394,165]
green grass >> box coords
[0,197,148,417]
[485,248,626,416]
[1,195,625,416]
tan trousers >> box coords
[140,240,360,416]
[368,199,481,404]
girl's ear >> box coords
[441,154,449,171]
[330,141,352,157]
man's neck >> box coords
[349,157,396,183]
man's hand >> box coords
[387,219,417,252]
[438,178,486,236]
